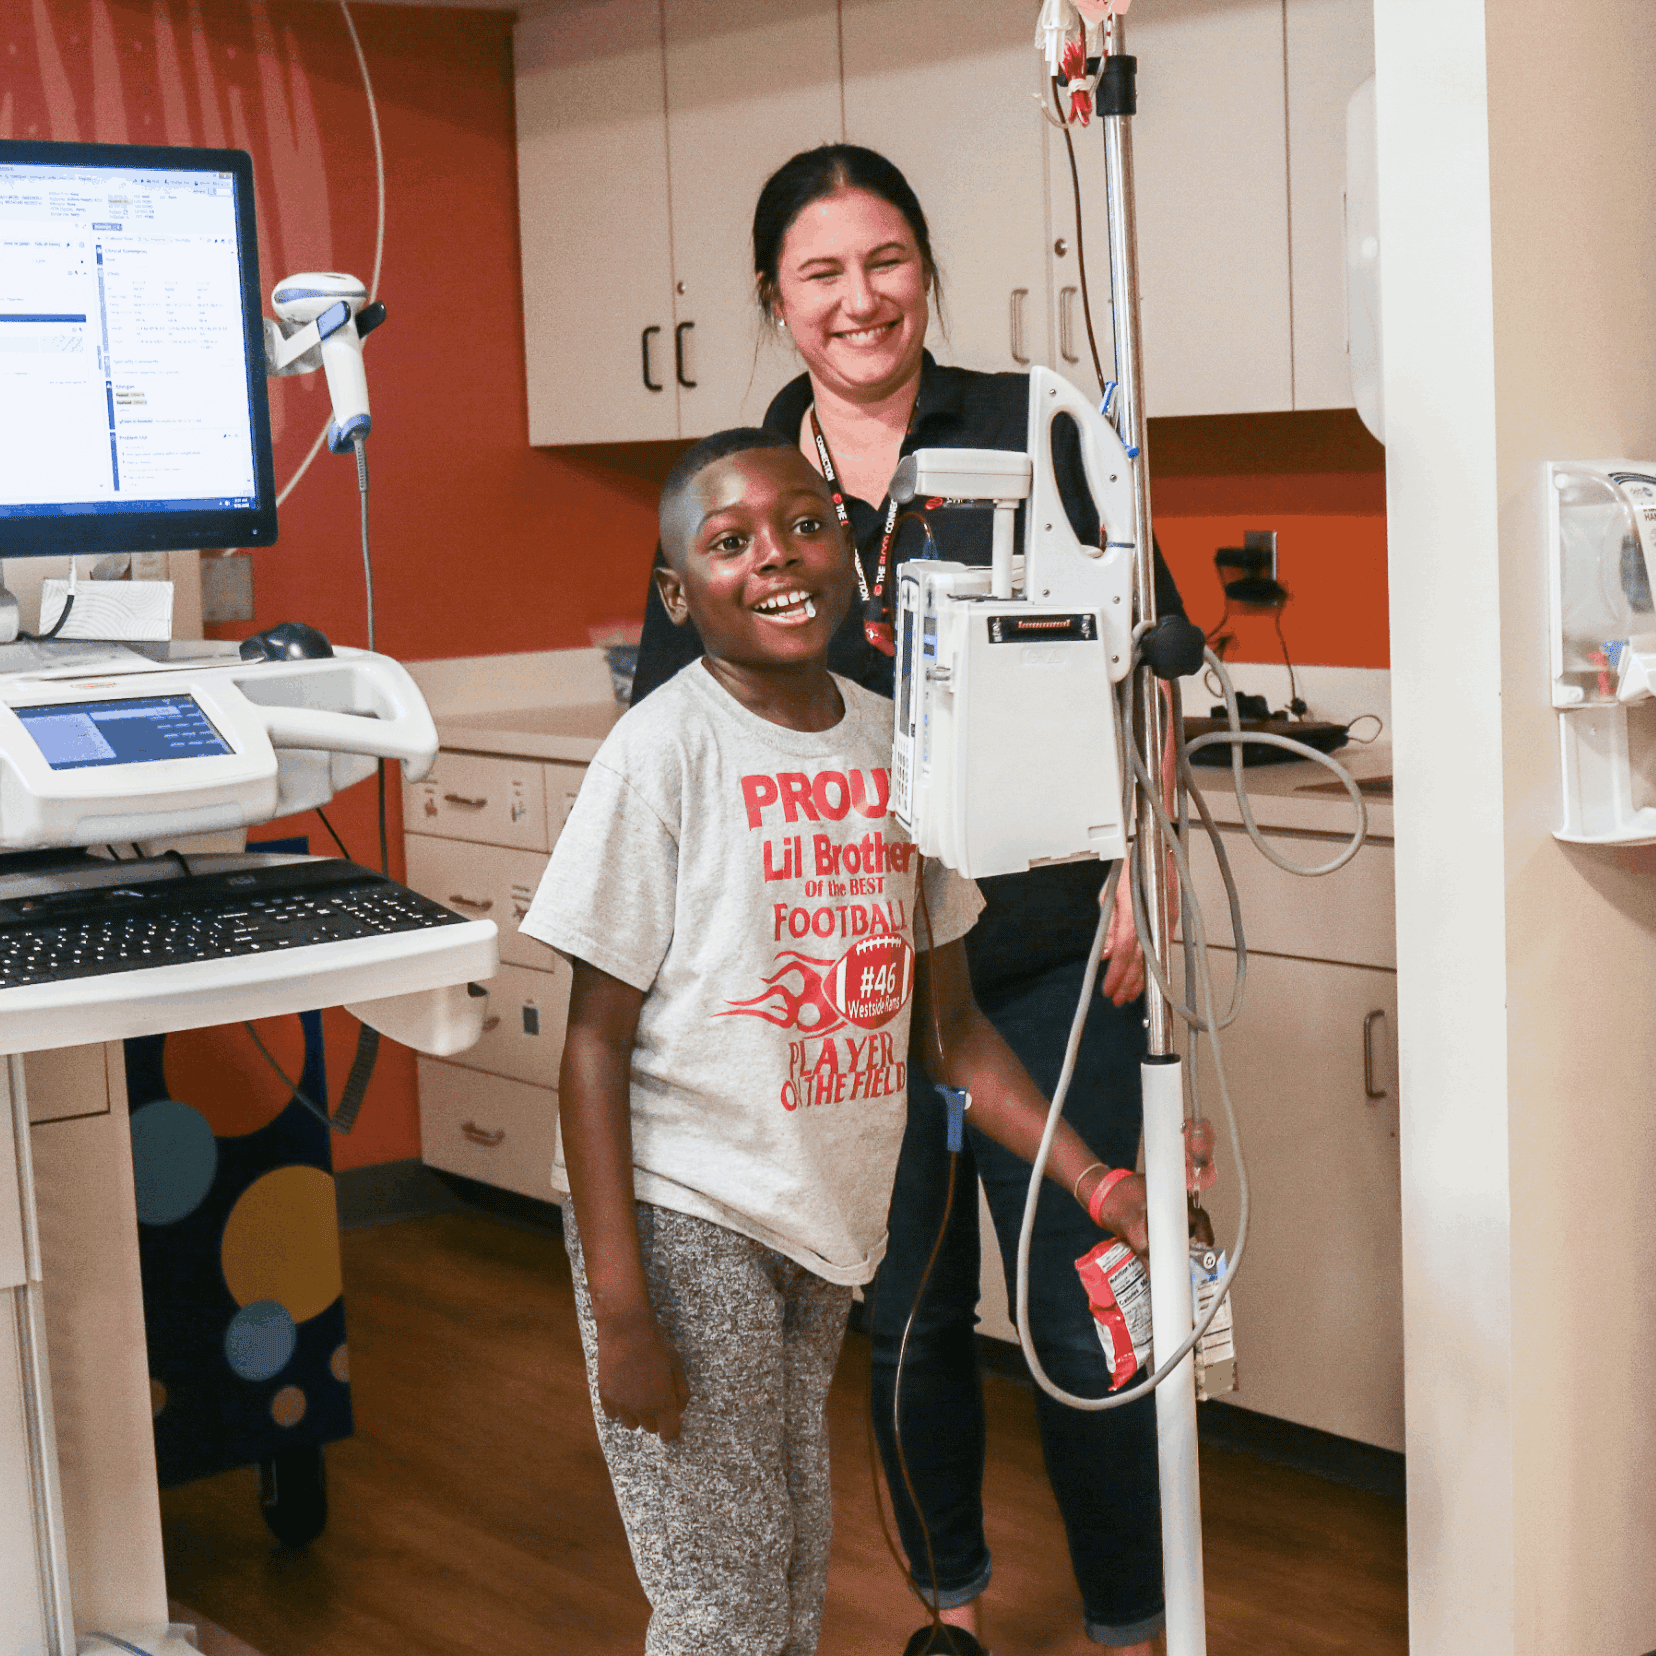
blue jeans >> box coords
[869,959,1164,1646]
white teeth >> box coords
[804,598,817,619]
[756,589,810,613]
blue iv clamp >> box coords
[936,1085,971,1153]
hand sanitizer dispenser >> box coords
[1548,462,1656,842]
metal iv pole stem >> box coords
[1099,23,1208,1654]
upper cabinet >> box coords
[517,0,681,445]
[661,0,841,429]
[1129,0,1294,417]
[515,0,1374,444]
[841,0,1053,380]
[516,0,838,445]
[1286,0,1378,410]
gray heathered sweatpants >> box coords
[564,1201,854,1656]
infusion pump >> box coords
[892,367,1137,880]
[0,638,434,849]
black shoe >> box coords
[900,1627,988,1656]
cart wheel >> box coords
[259,1443,327,1546]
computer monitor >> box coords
[0,140,277,557]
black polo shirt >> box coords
[630,354,1184,991]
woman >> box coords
[631,145,1181,1656]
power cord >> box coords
[243,1017,380,1136]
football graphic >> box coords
[824,935,915,1029]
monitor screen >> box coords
[0,141,277,556]
[16,694,233,770]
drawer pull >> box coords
[442,792,489,809]
[1363,1010,1388,1100]
[480,1015,501,1033]
[462,1121,505,1147]
[1009,287,1030,365]
[448,894,495,913]
[1059,286,1080,364]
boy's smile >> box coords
[657,447,856,676]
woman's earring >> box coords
[775,314,788,331]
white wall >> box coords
[1379,2,1656,1650]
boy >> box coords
[520,429,1146,1656]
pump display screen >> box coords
[16,694,231,770]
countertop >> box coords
[407,648,624,764]
[1186,740,1393,841]
[433,701,622,764]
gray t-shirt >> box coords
[520,662,983,1285]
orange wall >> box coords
[1148,408,1389,674]
[3,0,667,1169]
[3,3,1389,1169]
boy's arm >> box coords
[560,957,689,1440]
[912,939,1149,1253]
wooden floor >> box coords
[161,1212,1406,1656]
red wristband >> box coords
[1086,1166,1133,1227]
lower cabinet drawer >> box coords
[417,1058,558,1200]
[404,834,552,970]
[446,960,571,1088]
[23,1044,113,1124]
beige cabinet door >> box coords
[662,0,841,435]
[516,0,680,443]
[1127,0,1293,415]
[1286,0,1376,409]
[1182,948,1402,1450]
[841,0,1053,379]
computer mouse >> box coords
[239,621,336,661]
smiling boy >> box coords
[519,428,1145,1656]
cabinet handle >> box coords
[448,894,495,913]
[1363,1010,1388,1099]
[462,1121,505,1148]
[480,1015,501,1033]
[1059,286,1080,364]
[1009,288,1030,365]
[641,325,663,392]
[442,792,488,809]
[674,321,697,388]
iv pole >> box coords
[1098,22,1208,1653]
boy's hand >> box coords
[1083,1168,1150,1256]
[596,1305,690,1440]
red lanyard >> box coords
[808,406,905,658]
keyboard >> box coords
[0,858,468,991]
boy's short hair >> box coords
[658,427,802,566]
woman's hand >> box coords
[1099,850,1182,1008]
[1099,863,1146,1006]
[1078,1166,1150,1256]
[595,1303,690,1440]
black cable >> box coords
[315,805,353,861]
[351,433,390,875]
[883,859,968,1646]
[19,591,74,642]
[86,1636,156,1656]
[243,1019,377,1136]
[1051,77,1108,392]
[1272,610,1305,716]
